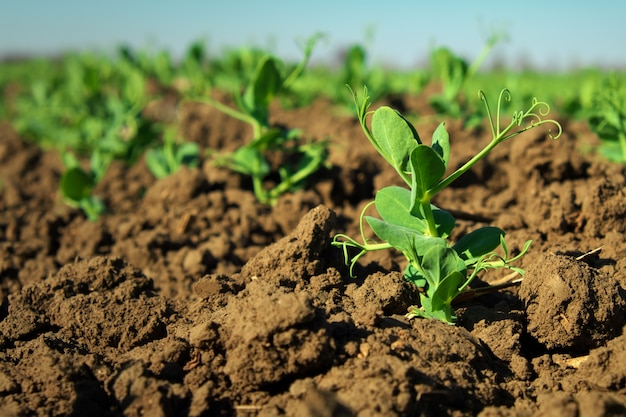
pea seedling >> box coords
[193,34,329,205]
[333,87,562,324]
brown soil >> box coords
[1,91,626,416]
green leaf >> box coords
[90,149,113,183]
[145,148,169,179]
[60,167,95,202]
[62,152,81,170]
[432,208,456,238]
[599,142,626,163]
[431,122,450,167]
[176,142,200,168]
[404,263,426,288]
[420,245,466,288]
[408,145,446,208]
[374,186,429,233]
[430,270,466,311]
[413,295,457,323]
[146,142,199,179]
[603,108,622,130]
[228,146,269,177]
[243,56,282,116]
[251,127,285,150]
[374,186,455,238]
[78,195,106,222]
[453,226,506,262]
[366,216,447,260]
[371,106,419,173]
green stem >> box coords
[421,199,439,237]
[192,97,262,138]
[430,136,501,196]
[457,273,477,293]
[430,91,561,197]
[164,133,177,173]
[467,34,501,80]
[267,147,325,202]
[251,173,270,205]
[332,233,393,277]
[619,131,626,163]
[282,33,322,89]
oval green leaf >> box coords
[371,106,419,173]
[452,226,505,262]
[420,244,466,287]
[430,270,466,311]
[431,122,450,167]
[374,186,428,233]
[409,145,445,198]
[60,167,95,202]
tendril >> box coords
[481,89,563,141]
[517,98,563,140]
[479,90,496,138]
[496,88,512,136]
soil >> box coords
[1,88,626,416]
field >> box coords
[1,41,626,416]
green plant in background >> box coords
[285,40,399,112]
[145,126,200,178]
[175,40,212,96]
[56,113,160,220]
[587,75,626,163]
[60,152,108,221]
[333,43,392,109]
[118,44,176,88]
[119,40,211,96]
[12,52,146,152]
[207,45,271,94]
[429,33,504,125]
[191,34,329,205]
[333,87,562,324]
[10,51,161,220]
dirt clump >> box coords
[519,252,626,352]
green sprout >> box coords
[333,87,562,324]
[192,34,328,205]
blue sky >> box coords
[1,1,624,70]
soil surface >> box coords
[1,89,626,416]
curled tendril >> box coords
[516,97,563,140]
[480,88,563,141]
[496,89,512,135]
[480,88,514,138]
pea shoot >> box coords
[333,87,562,324]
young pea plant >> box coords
[192,34,329,205]
[333,87,562,324]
